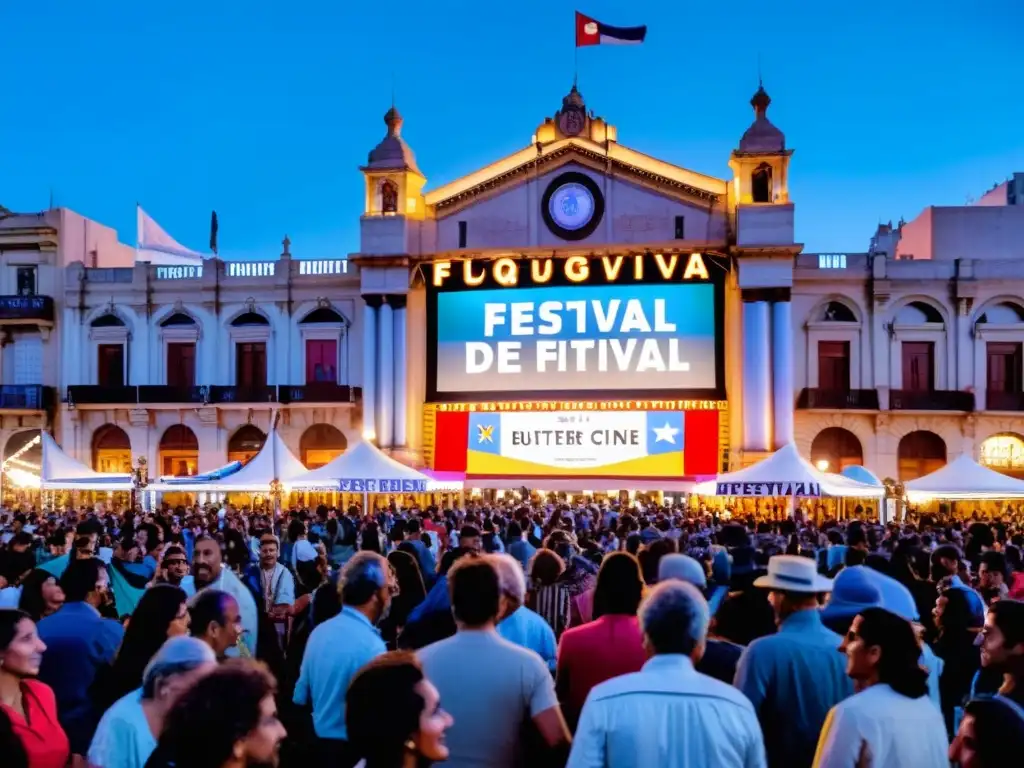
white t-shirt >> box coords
[88,689,158,768]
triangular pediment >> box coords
[424,137,727,218]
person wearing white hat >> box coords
[734,555,853,768]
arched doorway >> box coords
[810,427,864,473]
[979,433,1024,478]
[160,425,199,477]
[92,425,131,473]
[898,431,947,481]
[228,425,266,466]
[300,424,347,469]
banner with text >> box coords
[466,410,689,478]
[435,283,717,394]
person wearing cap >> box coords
[859,567,944,709]
[734,555,853,768]
[88,636,217,768]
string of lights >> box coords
[1,434,41,471]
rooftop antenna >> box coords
[757,52,763,87]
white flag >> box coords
[136,206,206,265]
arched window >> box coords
[300,307,344,324]
[3,430,42,471]
[92,425,132,473]
[160,312,197,327]
[979,433,1024,478]
[897,430,947,481]
[895,301,944,324]
[231,312,270,327]
[228,425,266,466]
[820,301,857,322]
[810,427,864,473]
[380,180,398,214]
[91,313,125,328]
[751,163,773,203]
[299,424,347,469]
[159,425,199,477]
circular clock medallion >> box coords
[541,172,605,241]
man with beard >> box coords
[293,551,393,768]
[182,534,258,658]
[156,545,189,587]
[36,557,124,757]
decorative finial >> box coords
[384,106,403,137]
[751,84,771,118]
[281,235,291,256]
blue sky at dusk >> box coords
[2,2,1021,260]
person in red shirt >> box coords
[0,609,70,768]
[556,552,648,731]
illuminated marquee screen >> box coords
[427,253,726,401]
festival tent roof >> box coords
[905,453,1024,500]
[841,465,883,487]
[40,432,135,491]
[146,431,308,492]
[694,443,885,498]
[289,440,430,492]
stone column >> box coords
[377,298,395,448]
[392,295,408,447]
[742,295,772,452]
[362,296,381,441]
[772,297,794,447]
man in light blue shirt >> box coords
[734,555,852,768]
[568,580,766,768]
[89,636,217,768]
[492,554,557,672]
[294,551,393,767]
[180,535,258,658]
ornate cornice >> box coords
[432,145,720,212]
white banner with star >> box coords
[466,410,685,478]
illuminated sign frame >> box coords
[426,252,727,403]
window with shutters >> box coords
[98,344,125,387]
[817,341,850,391]
[167,343,196,388]
[236,342,267,388]
[305,339,338,384]
[901,342,934,392]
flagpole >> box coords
[573,11,578,87]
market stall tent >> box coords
[290,440,429,492]
[146,430,306,492]
[905,453,1024,501]
[40,432,134,491]
[695,443,884,498]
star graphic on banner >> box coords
[652,422,680,444]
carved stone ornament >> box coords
[874,412,891,433]
[174,299,184,312]
[317,297,331,309]
[963,414,977,439]
[128,409,150,427]
[245,298,257,314]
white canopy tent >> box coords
[290,441,429,493]
[695,443,885,498]
[905,453,1024,501]
[147,431,307,492]
[41,432,134,491]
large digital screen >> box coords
[435,283,717,393]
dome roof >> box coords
[738,84,785,153]
[365,106,422,175]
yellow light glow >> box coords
[362,430,377,441]
[6,468,40,488]
[816,460,830,472]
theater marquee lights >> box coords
[431,252,710,289]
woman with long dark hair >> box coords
[0,609,68,768]
[346,651,453,767]
[814,607,948,767]
[555,552,647,731]
[933,585,984,735]
[97,585,189,712]
[17,571,64,624]
[380,550,426,648]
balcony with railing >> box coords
[0,385,56,411]
[890,390,975,411]
[986,391,1024,412]
[0,295,55,324]
[67,383,361,406]
[797,388,880,410]
[279,384,361,404]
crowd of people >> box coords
[0,499,1022,767]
